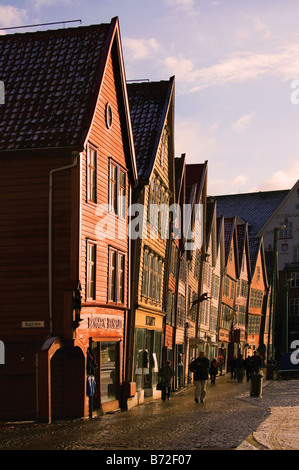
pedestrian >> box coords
[229,356,237,380]
[218,354,224,375]
[245,356,252,382]
[209,358,218,385]
[158,360,174,402]
[236,354,245,383]
[251,351,262,374]
[189,351,210,403]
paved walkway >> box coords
[236,380,299,450]
[237,405,299,450]
[1,375,298,451]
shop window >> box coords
[90,341,119,408]
[134,329,162,391]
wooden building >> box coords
[248,237,269,359]
[0,17,137,422]
[218,217,240,369]
[185,163,208,370]
[233,222,251,357]
[126,77,175,406]
[204,201,225,362]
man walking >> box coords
[189,351,210,403]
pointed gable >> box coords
[223,217,239,278]
[0,18,137,183]
[0,23,110,151]
[127,77,174,184]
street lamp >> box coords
[284,278,293,354]
[267,224,286,363]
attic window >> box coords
[105,102,113,129]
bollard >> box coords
[250,372,263,397]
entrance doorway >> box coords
[89,340,120,410]
[51,346,85,419]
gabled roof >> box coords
[127,77,174,184]
[175,153,186,204]
[249,237,268,287]
[257,179,299,237]
[206,200,216,251]
[186,161,208,204]
[236,222,251,279]
[0,17,137,183]
[209,189,289,236]
[223,217,239,275]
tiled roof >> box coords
[0,23,111,151]
[223,217,236,263]
[249,237,261,273]
[127,79,173,182]
[209,190,289,236]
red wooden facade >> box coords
[0,18,137,422]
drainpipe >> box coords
[48,154,79,337]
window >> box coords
[290,298,299,317]
[141,247,163,303]
[87,144,97,203]
[279,221,293,238]
[211,274,220,299]
[257,266,261,282]
[108,248,125,303]
[248,315,261,335]
[224,276,230,297]
[249,289,264,308]
[86,241,96,300]
[221,305,234,329]
[294,246,299,263]
[291,272,299,288]
[109,160,126,218]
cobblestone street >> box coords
[1,375,299,452]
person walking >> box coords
[229,356,237,380]
[251,351,262,374]
[189,351,210,403]
[158,360,174,402]
[236,353,245,383]
[209,358,218,385]
[245,356,252,382]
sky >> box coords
[1,0,299,196]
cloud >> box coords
[0,5,28,28]
[123,37,161,61]
[164,0,198,16]
[31,0,71,10]
[252,16,271,39]
[253,159,299,191]
[233,174,249,187]
[163,43,299,93]
[231,111,256,133]
[176,117,222,164]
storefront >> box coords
[133,309,163,398]
[78,311,125,415]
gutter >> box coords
[48,154,79,336]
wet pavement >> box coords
[1,374,299,451]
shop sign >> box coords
[88,314,123,331]
[22,321,45,328]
